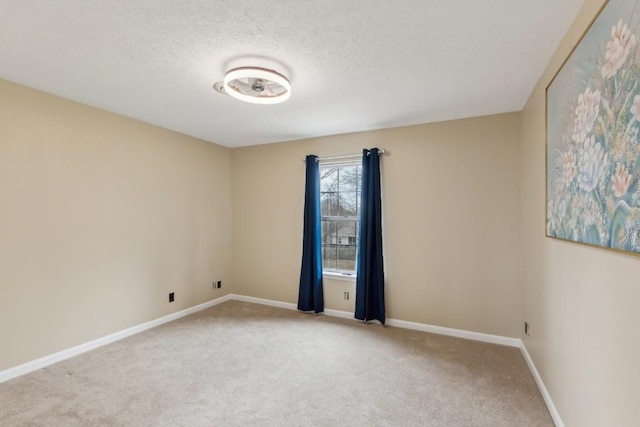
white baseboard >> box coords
[230,294,355,320]
[0,294,231,384]
[323,308,354,319]
[231,294,298,311]
[230,294,520,347]
[231,293,561,426]
[386,318,521,347]
[519,343,564,427]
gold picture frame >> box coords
[546,0,640,254]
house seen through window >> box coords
[320,161,361,275]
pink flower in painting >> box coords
[571,88,601,144]
[601,20,636,79]
[562,150,577,186]
[631,94,640,122]
[612,163,632,197]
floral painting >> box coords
[547,0,640,253]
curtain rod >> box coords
[302,149,387,162]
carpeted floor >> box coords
[0,301,553,426]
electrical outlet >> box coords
[524,322,530,336]
[212,281,216,289]
[169,292,175,303]
[344,291,349,300]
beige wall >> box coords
[232,113,522,337]
[0,79,232,371]
[8,3,633,421]
[520,0,640,425]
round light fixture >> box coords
[222,67,291,105]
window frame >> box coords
[319,158,361,279]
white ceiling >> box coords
[0,0,585,148]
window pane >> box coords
[339,192,357,216]
[321,192,338,216]
[322,245,337,270]
[339,166,358,191]
[337,246,356,271]
[321,220,337,244]
[320,167,338,191]
[337,220,357,246]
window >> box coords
[320,161,361,275]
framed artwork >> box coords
[546,0,640,254]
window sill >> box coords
[323,271,356,282]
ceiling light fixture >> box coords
[222,67,291,105]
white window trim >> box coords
[318,154,361,166]
[323,271,357,282]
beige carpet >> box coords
[0,301,553,426]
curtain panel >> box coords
[355,148,385,324]
[298,155,324,313]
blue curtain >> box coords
[355,148,385,324]
[298,155,324,313]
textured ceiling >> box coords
[0,0,585,147]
